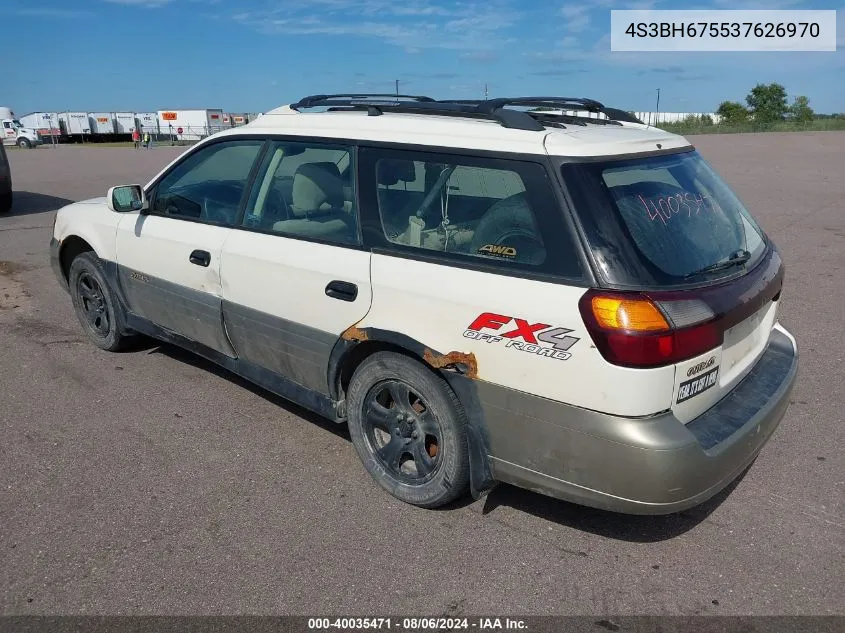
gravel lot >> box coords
[1,135,843,616]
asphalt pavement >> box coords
[0,136,843,616]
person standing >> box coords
[132,127,140,149]
[143,131,151,149]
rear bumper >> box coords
[482,324,799,515]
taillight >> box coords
[578,289,722,368]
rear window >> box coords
[562,150,767,288]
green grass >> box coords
[658,118,845,135]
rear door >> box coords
[219,139,371,395]
[115,138,265,355]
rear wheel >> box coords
[68,252,135,352]
[0,192,11,214]
[347,352,470,508]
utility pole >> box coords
[655,88,661,124]
[484,82,488,100]
[395,79,399,95]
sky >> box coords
[5,0,844,115]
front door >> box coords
[115,138,265,355]
[220,139,372,394]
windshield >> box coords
[11,120,22,129]
[561,150,767,288]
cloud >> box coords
[710,0,806,8]
[460,50,500,62]
[405,72,461,79]
[231,0,521,52]
[558,1,660,35]
[14,7,93,18]
[529,68,588,76]
[103,0,174,7]
[560,6,591,33]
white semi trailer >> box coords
[114,112,137,135]
[157,109,226,141]
[90,112,116,136]
[59,112,92,142]
[135,112,159,135]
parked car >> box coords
[49,94,798,514]
[0,141,12,213]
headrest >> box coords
[291,162,344,216]
[377,160,416,187]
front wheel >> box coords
[68,252,135,352]
[17,138,31,149]
[347,352,470,508]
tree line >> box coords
[715,83,843,125]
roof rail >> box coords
[476,97,605,114]
[469,97,646,126]
[290,94,546,131]
[291,93,436,109]
[287,93,635,132]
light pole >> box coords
[656,88,661,124]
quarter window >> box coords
[151,140,263,226]
[242,141,358,245]
[374,156,547,266]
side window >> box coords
[151,140,263,226]
[242,140,358,246]
[374,155,547,266]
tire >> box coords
[0,192,11,214]
[17,138,31,149]
[347,352,470,508]
[68,252,135,352]
[469,193,546,265]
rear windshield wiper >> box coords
[684,249,751,279]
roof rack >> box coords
[291,93,436,108]
[475,96,605,114]
[441,96,637,127]
[290,93,546,131]
[288,93,637,132]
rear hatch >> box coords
[562,149,782,422]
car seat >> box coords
[272,161,356,242]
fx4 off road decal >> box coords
[463,312,580,361]
[677,366,719,403]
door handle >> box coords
[189,249,211,267]
[325,280,358,302]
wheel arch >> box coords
[59,235,97,283]
[329,326,496,499]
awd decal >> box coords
[478,244,517,258]
[129,271,150,283]
[463,312,580,361]
[677,366,719,403]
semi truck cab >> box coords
[0,107,42,148]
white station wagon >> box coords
[50,95,799,513]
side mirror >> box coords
[107,184,148,213]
